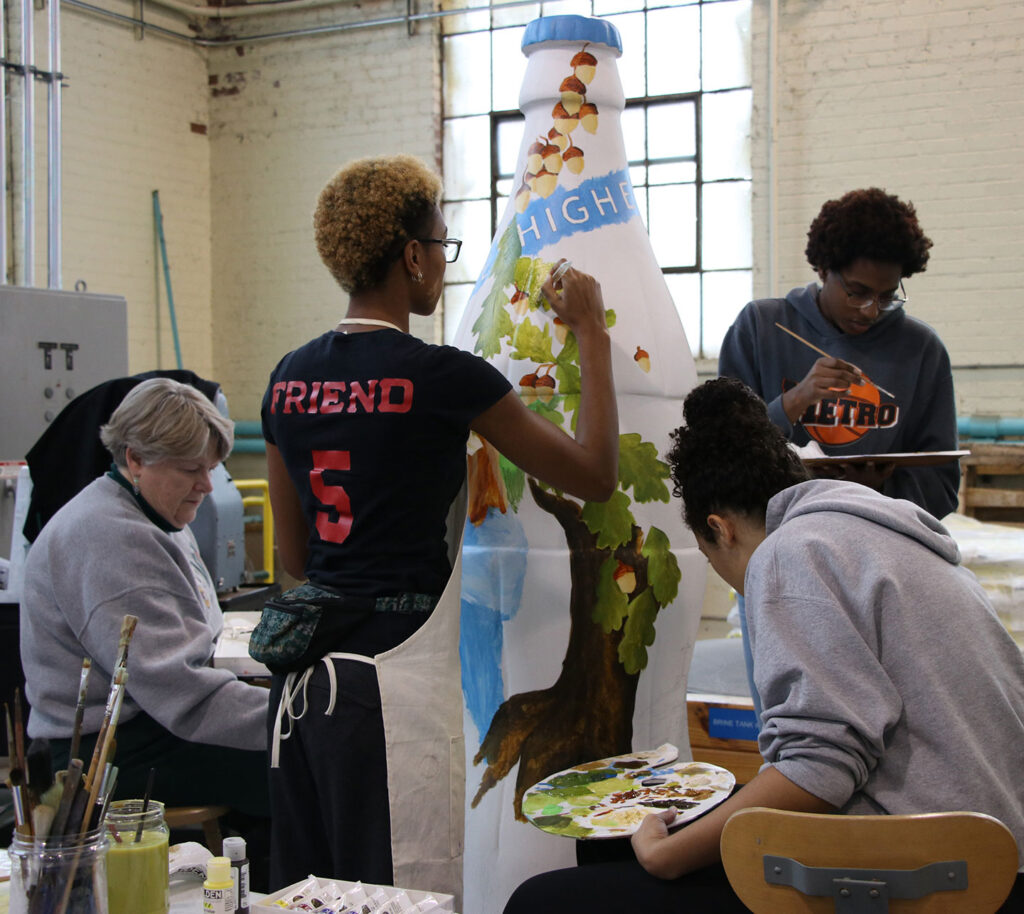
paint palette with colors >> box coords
[522,744,735,839]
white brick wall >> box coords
[207,4,441,422]
[9,0,1022,426]
[58,3,212,376]
[754,0,1024,419]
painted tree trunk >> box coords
[454,15,706,913]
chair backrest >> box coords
[720,807,1019,913]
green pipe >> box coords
[152,190,183,370]
[234,420,263,437]
[231,438,266,455]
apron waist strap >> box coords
[270,652,377,768]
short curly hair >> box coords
[314,155,443,294]
[805,187,933,277]
[667,378,809,543]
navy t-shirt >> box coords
[261,329,511,598]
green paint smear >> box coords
[545,768,617,789]
[587,777,637,797]
[531,815,594,839]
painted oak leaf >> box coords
[593,553,631,633]
[581,489,633,550]
[511,319,555,364]
[641,526,681,607]
[618,433,671,504]
[513,256,556,308]
[554,357,581,395]
[618,586,659,674]
[472,223,522,357]
[528,397,565,426]
[473,284,515,359]
[499,454,525,512]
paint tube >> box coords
[378,891,413,914]
[273,877,320,907]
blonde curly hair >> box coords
[314,155,443,294]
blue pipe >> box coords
[234,420,263,438]
[958,416,1024,441]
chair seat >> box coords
[721,807,1020,913]
[164,804,230,856]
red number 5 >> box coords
[310,450,352,544]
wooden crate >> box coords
[959,443,1024,525]
[687,693,763,785]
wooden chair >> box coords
[164,804,230,855]
[720,807,1019,913]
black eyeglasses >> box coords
[833,271,907,312]
[418,237,462,263]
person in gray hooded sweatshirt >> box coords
[719,187,957,521]
[502,377,1024,914]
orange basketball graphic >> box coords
[807,378,883,447]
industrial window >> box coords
[441,0,752,360]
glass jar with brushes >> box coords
[8,825,110,914]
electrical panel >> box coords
[1,286,129,460]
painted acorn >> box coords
[514,182,532,214]
[535,374,556,404]
[547,126,569,152]
[613,561,637,594]
[562,142,585,175]
[571,47,597,85]
[634,346,651,373]
[559,75,587,116]
[526,138,546,174]
[519,371,539,404]
[551,102,579,134]
[579,102,599,134]
[532,167,559,198]
[541,141,564,174]
[510,288,530,317]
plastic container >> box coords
[8,825,110,914]
[203,856,236,914]
[222,835,250,914]
[105,799,170,914]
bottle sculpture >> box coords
[453,15,706,913]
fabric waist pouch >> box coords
[248,583,436,674]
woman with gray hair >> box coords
[20,377,270,818]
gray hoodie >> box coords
[719,284,959,520]
[747,479,1024,867]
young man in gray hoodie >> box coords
[719,187,958,521]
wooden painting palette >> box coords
[522,743,735,839]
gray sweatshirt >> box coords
[21,475,267,751]
[747,479,1024,867]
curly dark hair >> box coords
[668,378,809,543]
[805,187,932,277]
[314,155,442,294]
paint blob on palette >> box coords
[522,745,735,839]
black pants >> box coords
[503,841,1024,914]
[503,859,748,913]
[50,710,270,816]
[267,658,393,892]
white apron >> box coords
[272,490,467,904]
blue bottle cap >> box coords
[521,15,623,54]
